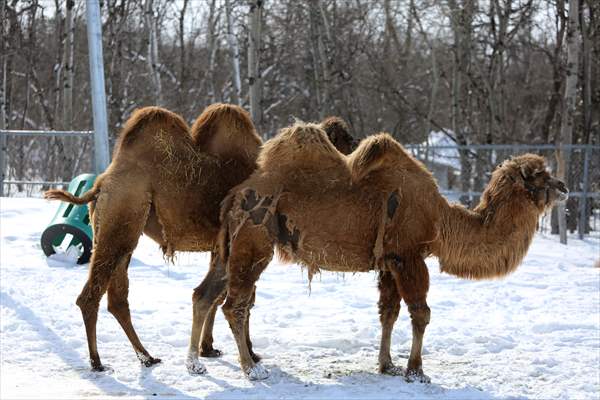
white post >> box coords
[85,0,110,173]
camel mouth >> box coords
[556,190,569,202]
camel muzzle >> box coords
[554,180,569,202]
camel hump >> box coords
[348,133,403,181]
[115,106,189,151]
[190,103,262,163]
[258,121,342,170]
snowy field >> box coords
[1,197,599,399]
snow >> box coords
[1,197,599,399]
[415,131,462,170]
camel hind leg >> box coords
[187,251,227,374]
[377,269,403,375]
[76,188,151,371]
[387,254,431,383]
[107,255,160,367]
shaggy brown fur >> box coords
[320,116,357,155]
[44,107,357,373]
[215,122,568,381]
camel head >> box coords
[320,116,358,155]
[482,154,568,213]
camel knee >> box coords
[76,285,102,314]
[192,279,226,306]
[107,299,129,317]
[408,303,430,330]
[379,302,400,325]
[222,298,248,328]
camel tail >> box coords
[44,186,100,205]
[348,133,399,182]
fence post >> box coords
[85,0,110,173]
[578,145,591,239]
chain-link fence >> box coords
[1,136,598,238]
[0,131,94,197]
[406,144,600,239]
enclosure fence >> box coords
[0,137,598,239]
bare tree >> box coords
[225,0,241,105]
[248,0,263,130]
[448,0,475,205]
[63,0,75,129]
[556,0,581,244]
[144,0,163,106]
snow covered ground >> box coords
[1,197,599,399]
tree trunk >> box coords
[556,0,581,244]
[178,0,188,90]
[248,0,263,131]
[63,0,74,129]
[225,0,241,105]
[448,0,475,206]
[205,0,219,104]
[144,0,163,106]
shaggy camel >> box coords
[210,122,567,381]
[44,105,356,373]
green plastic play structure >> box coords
[41,174,96,264]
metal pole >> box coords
[578,146,591,239]
[1,61,6,197]
[0,131,5,197]
[85,0,110,173]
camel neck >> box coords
[432,193,539,280]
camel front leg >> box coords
[388,254,431,383]
[377,270,403,375]
[245,286,261,363]
[222,235,272,380]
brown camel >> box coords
[212,122,568,381]
[44,106,356,373]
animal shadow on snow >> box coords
[1,291,513,399]
[0,291,195,399]
[202,355,508,400]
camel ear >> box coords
[520,165,529,180]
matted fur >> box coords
[433,154,558,279]
[218,122,568,379]
[44,108,358,372]
[43,104,263,371]
[191,103,262,164]
[257,122,346,171]
[320,116,356,155]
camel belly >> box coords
[143,204,217,253]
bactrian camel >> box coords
[45,105,357,373]
[206,122,567,381]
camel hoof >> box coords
[250,352,262,363]
[245,363,269,381]
[186,355,207,375]
[143,357,161,368]
[381,364,406,376]
[200,348,223,358]
[405,368,431,384]
[91,364,113,373]
[137,353,161,368]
